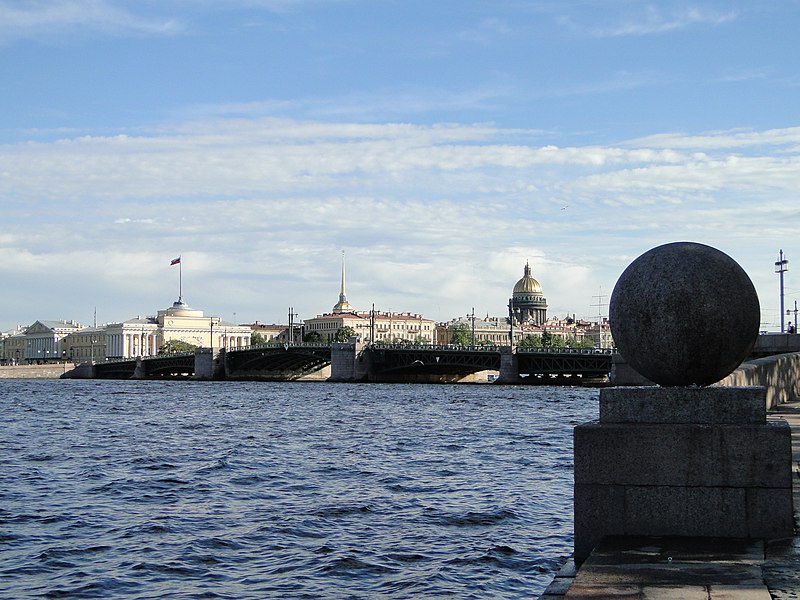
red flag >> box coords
[170,257,181,265]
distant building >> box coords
[0,320,85,363]
[247,322,287,343]
[509,261,548,326]
[332,251,356,314]
[437,314,516,346]
[62,327,107,363]
[304,310,437,344]
[438,263,613,348]
[303,253,436,343]
[102,298,252,359]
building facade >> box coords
[103,299,252,359]
[0,320,85,363]
[304,254,437,344]
[304,310,437,344]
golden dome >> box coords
[513,262,543,295]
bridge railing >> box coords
[141,352,195,361]
[370,343,616,354]
[231,342,332,352]
[516,347,616,355]
[370,343,500,352]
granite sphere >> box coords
[609,242,760,387]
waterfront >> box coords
[0,380,598,599]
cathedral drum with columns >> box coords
[509,262,548,326]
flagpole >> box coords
[179,259,183,302]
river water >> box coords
[0,380,598,599]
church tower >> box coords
[332,251,355,314]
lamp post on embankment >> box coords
[776,249,788,333]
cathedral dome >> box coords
[513,262,543,296]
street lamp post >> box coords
[775,249,789,333]
[471,307,476,346]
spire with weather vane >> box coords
[332,250,355,313]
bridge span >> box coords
[68,343,613,384]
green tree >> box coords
[250,332,267,346]
[334,326,356,342]
[449,322,472,345]
[303,330,323,343]
[159,339,197,354]
[566,336,594,349]
[518,334,542,348]
[540,330,556,348]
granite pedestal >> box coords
[573,386,794,563]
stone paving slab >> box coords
[538,400,800,600]
[561,536,769,599]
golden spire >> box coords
[332,250,355,313]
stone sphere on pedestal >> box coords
[609,242,760,386]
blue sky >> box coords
[2,0,800,332]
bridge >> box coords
[68,343,615,384]
[515,347,614,383]
[361,344,501,382]
[93,352,196,379]
[224,343,332,380]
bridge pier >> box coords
[498,346,520,383]
[329,341,366,381]
[132,356,145,379]
[193,348,227,380]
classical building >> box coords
[437,315,518,346]
[102,298,252,359]
[247,322,288,344]
[305,310,437,344]
[61,327,107,363]
[509,261,548,326]
[303,254,436,344]
[437,264,613,348]
[0,325,26,364]
[1,320,85,363]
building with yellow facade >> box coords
[303,254,436,344]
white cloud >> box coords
[590,5,738,37]
[0,0,182,43]
[1,118,798,331]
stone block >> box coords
[746,487,795,538]
[574,484,626,561]
[599,386,766,425]
[574,421,792,488]
[623,486,748,538]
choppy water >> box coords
[0,380,598,599]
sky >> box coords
[2,0,800,332]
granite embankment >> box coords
[716,351,800,409]
[0,364,74,379]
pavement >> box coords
[539,400,800,600]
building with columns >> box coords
[102,298,253,359]
[7,320,85,363]
[509,261,548,326]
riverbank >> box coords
[539,399,800,599]
[0,363,74,379]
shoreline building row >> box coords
[0,298,252,364]
[302,254,438,344]
[0,258,614,363]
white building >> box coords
[1,320,85,363]
[103,298,253,359]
